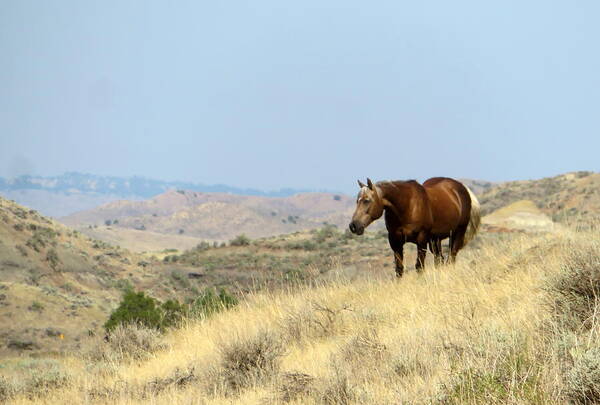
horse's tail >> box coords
[464,185,481,245]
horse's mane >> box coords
[376,180,419,191]
[376,180,427,202]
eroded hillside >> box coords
[61,190,359,249]
[478,171,600,225]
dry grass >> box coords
[3,227,600,404]
[83,323,169,364]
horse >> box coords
[348,177,480,277]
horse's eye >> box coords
[363,199,370,204]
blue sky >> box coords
[1,1,598,193]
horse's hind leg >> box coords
[430,238,444,266]
[416,242,428,271]
[449,226,467,264]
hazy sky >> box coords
[1,1,599,193]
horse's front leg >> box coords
[415,232,429,271]
[393,247,405,278]
[388,234,405,278]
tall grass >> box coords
[3,228,599,404]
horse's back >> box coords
[378,180,433,231]
[422,177,471,235]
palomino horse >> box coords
[348,178,480,277]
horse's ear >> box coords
[367,178,374,190]
[357,180,366,188]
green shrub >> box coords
[170,269,190,288]
[195,241,211,251]
[46,248,60,270]
[190,287,238,318]
[104,290,163,332]
[314,225,338,243]
[104,287,232,332]
[230,234,251,246]
[160,299,186,329]
[285,240,318,251]
[29,301,44,312]
[113,279,133,292]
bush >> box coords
[46,248,60,270]
[230,234,251,246]
[437,335,545,404]
[314,225,338,243]
[87,323,168,363]
[190,288,238,318]
[160,299,186,329]
[170,269,189,288]
[29,301,44,312]
[279,372,315,402]
[320,365,356,405]
[105,287,237,333]
[220,331,284,391]
[285,240,318,251]
[547,245,600,330]
[0,360,72,401]
[104,290,185,332]
[104,290,162,332]
[565,347,600,404]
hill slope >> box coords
[478,171,600,225]
[0,197,140,354]
[61,190,358,248]
[0,196,400,355]
[0,196,287,355]
[482,199,556,232]
[1,224,596,404]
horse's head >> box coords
[349,178,384,235]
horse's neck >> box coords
[377,185,404,219]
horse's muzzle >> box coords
[349,222,364,235]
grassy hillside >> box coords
[2,196,322,356]
[2,223,598,403]
[478,171,600,226]
[0,195,400,356]
[0,196,148,356]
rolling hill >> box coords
[0,196,267,355]
[0,195,389,355]
[59,171,600,251]
[0,172,312,217]
[61,190,358,250]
